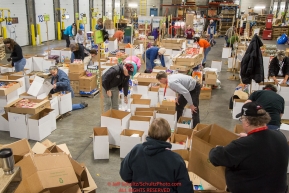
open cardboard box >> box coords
[5,98,51,115]
[0,80,22,96]
[193,123,210,134]
[130,99,151,115]
[32,140,71,157]
[129,116,151,141]
[188,124,239,190]
[170,133,188,150]
[93,127,109,159]
[134,111,155,119]
[177,117,192,129]
[120,129,144,158]
[101,109,131,146]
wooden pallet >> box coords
[75,90,99,98]
[0,167,21,193]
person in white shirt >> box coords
[75,29,87,46]
[268,50,289,85]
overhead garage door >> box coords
[35,0,55,41]
[93,0,103,18]
[60,0,75,28]
[105,0,113,20]
[0,0,29,46]
[79,0,90,32]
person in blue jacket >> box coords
[142,47,166,73]
[63,23,76,47]
[49,66,88,111]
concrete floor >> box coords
[0,38,288,192]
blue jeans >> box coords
[14,58,26,72]
[123,36,131,43]
[202,47,211,64]
[267,125,280,130]
[142,53,153,71]
[72,103,85,111]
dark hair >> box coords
[156,71,167,80]
[89,49,97,55]
[263,84,277,92]
[193,37,200,42]
[69,43,79,51]
[148,118,171,141]
[3,38,17,51]
[244,109,271,127]
[72,23,76,26]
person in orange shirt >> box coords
[193,37,211,67]
[113,30,124,42]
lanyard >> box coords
[247,126,267,136]
[164,83,167,97]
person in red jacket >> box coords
[185,25,195,39]
[193,37,211,67]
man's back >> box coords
[249,90,284,126]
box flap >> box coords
[32,142,51,154]
[101,109,130,119]
[82,167,97,192]
[93,127,108,136]
[3,139,31,163]
[69,157,89,189]
[172,149,190,161]
[42,139,56,149]
[131,99,151,105]
[171,133,188,143]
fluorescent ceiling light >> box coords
[128,3,138,8]
[254,6,265,9]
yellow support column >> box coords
[1,27,7,39]
[61,21,65,30]
[31,24,36,46]
[57,22,61,40]
[36,24,42,44]
[92,18,96,31]
[76,20,80,30]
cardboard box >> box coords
[52,92,72,115]
[193,123,210,134]
[170,65,190,71]
[32,55,45,71]
[108,37,118,52]
[8,112,30,139]
[129,116,151,141]
[20,92,48,100]
[205,71,217,85]
[177,116,192,129]
[79,75,97,92]
[200,88,212,100]
[148,87,159,107]
[134,111,155,120]
[1,75,26,95]
[69,71,86,81]
[232,99,246,120]
[5,98,51,115]
[131,82,151,97]
[0,64,14,73]
[101,109,131,146]
[69,63,85,73]
[156,110,177,130]
[42,59,55,70]
[211,61,222,72]
[188,124,239,190]
[2,139,32,163]
[0,89,19,107]
[25,153,78,193]
[28,109,55,141]
[83,167,98,193]
[93,127,109,159]
[234,124,244,134]
[0,111,9,131]
[175,127,194,138]
[152,66,167,73]
[120,129,144,158]
[133,73,159,83]
[27,76,53,97]
[0,80,22,96]
[170,133,188,150]
[69,158,89,189]
[49,96,60,119]
[51,48,63,57]
[130,99,151,115]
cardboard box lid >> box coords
[131,99,151,105]
[130,116,151,122]
[120,129,144,137]
[26,153,78,192]
[172,149,190,161]
[101,109,131,119]
[93,127,108,136]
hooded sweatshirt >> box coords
[120,137,194,193]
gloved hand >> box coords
[7,58,12,62]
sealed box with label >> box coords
[188,124,238,190]
[93,127,109,159]
[101,109,131,146]
[120,129,144,158]
[205,71,217,85]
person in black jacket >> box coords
[268,50,289,85]
[120,118,194,193]
[240,34,264,84]
[209,102,289,193]
[69,43,86,63]
[3,38,26,72]
[102,63,136,112]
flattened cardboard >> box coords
[120,129,144,158]
[93,127,109,159]
[188,124,238,190]
[3,139,32,163]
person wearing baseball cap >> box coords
[102,62,136,112]
[209,102,289,193]
[142,47,166,73]
[245,84,284,130]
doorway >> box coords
[150,8,158,16]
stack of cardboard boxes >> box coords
[1,139,97,193]
[161,39,185,50]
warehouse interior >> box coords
[0,0,289,193]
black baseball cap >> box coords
[236,102,266,118]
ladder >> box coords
[139,0,147,16]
